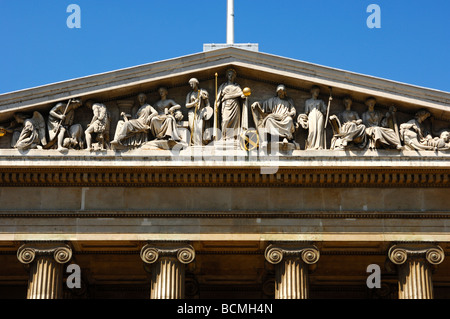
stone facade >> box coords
[0,48,450,299]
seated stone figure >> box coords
[150,87,183,141]
[330,96,367,150]
[362,97,402,150]
[251,84,296,149]
[400,109,450,151]
[111,93,158,149]
[13,112,47,150]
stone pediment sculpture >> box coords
[215,68,246,143]
[251,84,298,152]
[185,78,213,146]
[362,97,403,150]
[0,47,449,155]
[400,109,450,151]
[145,87,188,150]
[329,96,367,150]
[111,93,157,150]
[13,111,47,150]
[46,99,83,151]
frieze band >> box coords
[1,168,449,187]
[1,69,449,154]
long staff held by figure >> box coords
[53,98,72,134]
[324,87,333,129]
[324,87,333,149]
[213,73,219,141]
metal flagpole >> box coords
[227,0,234,45]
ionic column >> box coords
[17,243,72,299]
[265,243,320,299]
[388,244,445,299]
[140,243,195,299]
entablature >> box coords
[0,149,449,188]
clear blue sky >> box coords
[0,0,449,94]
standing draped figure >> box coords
[299,85,327,150]
[216,69,245,141]
[186,78,212,146]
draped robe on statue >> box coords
[331,110,367,149]
[114,103,157,147]
[150,100,181,141]
[304,98,327,150]
[15,119,40,150]
[252,96,296,144]
[400,119,436,151]
[218,82,243,140]
[362,110,401,149]
[187,89,211,146]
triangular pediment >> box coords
[1,47,450,154]
[1,47,449,121]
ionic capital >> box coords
[140,243,195,265]
[264,243,320,265]
[388,244,445,266]
[17,242,72,265]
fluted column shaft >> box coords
[151,257,184,299]
[265,244,320,299]
[17,243,72,299]
[275,257,308,299]
[389,244,445,299]
[141,243,195,299]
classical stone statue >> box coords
[47,99,83,151]
[149,87,183,141]
[298,85,327,150]
[185,78,213,146]
[362,97,402,150]
[111,93,158,149]
[400,109,450,151]
[330,96,367,150]
[85,100,111,151]
[251,84,297,149]
[13,112,47,150]
[216,68,246,141]
[432,131,450,150]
